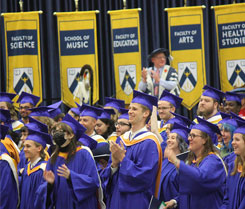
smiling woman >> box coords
[220,121,245,209]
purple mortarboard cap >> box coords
[29,106,52,117]
[118,108,129,120]
[25,128,52,148]
[0,92,16,103]
[0,109,11,124]
[25,116,48,133]
[131,90,158,111]
[70,102,81,116]
[171,122,191,144]
[192,117,221,144]
[166,112,192,127]
[148,48,169,60]
[79,104,103,120]
[78,133,98,150]
[234,118,245,135]
[159,90,183,108]
[202,85,225,102]
[98,108,116,120]
[17,92,40,106]
[104,97,125,110]
[225,91,243,103]
[48,101,63,118]
[219,112,238,128]
[62,114,86,139]
[0,124,9,139]
[92,143,110,158]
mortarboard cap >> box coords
[79,104,103,120]
[171,122,191,144]
[166,112,192,127]
[69,102,81,116]
[17,92,40,106]
[0,124,9,139]
[25,116,48,133]
[202,85,225,102]
[118,108,129,120]
[159,90,183,108]
[48,101,63,118]
[192,117,221,144]
[230,87,245,94]
[104,97,125,110]
[0,92,16,103]
[131,90,158,111]
[234,117,245,134]
[62,114,86,139]
[92,143,110,159]
[98,108,116,120]
[0,109,11,125]
[219,112,238,128]
[25,128,52,148]
[148,48,170,60]
[78,133,98,150]
[225,91,243,103]
[29,106,52,117]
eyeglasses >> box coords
[188,133,202,139]
[115,122,131,127]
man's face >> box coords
[79,116,96,134]
[0,102,8,110]
[115,118,131,136]
[157,100,175,121]
[128,103,149,126]
[19,102,32,118]
[197,96,217,117]
[224,101,241,114]
[151,52,167,69]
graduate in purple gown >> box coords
[158,123,189,208]
[0,125,19,209]
[19,128,52,209]
[165,117,227,209]
[100,90,162,209]
[35,114,105,209]
[220,120,245,209]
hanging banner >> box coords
[213,3,245,92]
[109,9,142,104]
[166,6,207,110]
[3,12,42,103]
[56,11,99,107]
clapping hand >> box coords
[57,164,70,179]
[109,140,126,168]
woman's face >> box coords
[188,129,206,154]
[221,128,232,146]
[95,119,109,136]
[167,132,179,151]
[232,133,245,157]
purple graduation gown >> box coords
[220,159,245,209]
[0,152,18,209]
[158,158,179,205]
[35,147,100,209]
[19,160,46,209]
[100,131,162,209]
[178,154,226,209]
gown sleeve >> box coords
[118,139,159,193]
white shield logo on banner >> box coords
[178,62,197,93]
[13,68,33,95]
[67,68,81,95]
[226,59,245,87]
[119,65,136,95]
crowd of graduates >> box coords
[0,84,245,209]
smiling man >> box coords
[101,90,162,209]
[17,92,40,124]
